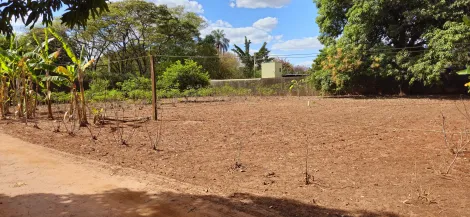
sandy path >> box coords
[0,132,259,217]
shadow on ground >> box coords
[0,188,398,217]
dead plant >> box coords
[305,138,313,185]
[144,112,164,151]
[111,109,137,146]
[62,110,78,136]
[440,100,470,174]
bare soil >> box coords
[1,96,470,216]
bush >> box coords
[158,89,181,98]
[85,79,125,102]
[128,90,152,101]
[160,60,210,91]
[50,92,71,103]
[89,79,109,93]
[116,77,153,101]
[119,77,151,93]
[256,86,276,96]
[196,88,215,97]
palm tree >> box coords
[211,29,230,54]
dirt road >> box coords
[0,132,260,217]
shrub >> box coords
[196,88,215,97]
[89,79,109,93]
[89,89,124,102]
[119,77,151,93]
[213,85,252,96]
[256,86,276,96]
[160,60,210,91]
[128,90,152,101]
[158,89,181,98]
[50,92,71,103]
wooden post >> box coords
[150,55,157,121]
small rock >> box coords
[13,182,26,188]
[265,172,276,177]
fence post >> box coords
[150,55,157,121]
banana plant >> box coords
[31,30,60,119]
[49,28,94,126]
[0,35,23,118]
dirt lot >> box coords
[1,96,470,216]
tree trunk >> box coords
[46,70,53,119]
[0,76,4,120]
[74,89,81,120]
[78,70,88,127]
[16,78,23,118]
[23,76,28,120]
[398,81,409,96]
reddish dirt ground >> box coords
[1,96,470,216]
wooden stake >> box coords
[150,55,157,121]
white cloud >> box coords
[111,0,204,13]
[252,17,278,31]
[231,0,291,8]
[211,20,233,28]
[150,0,203,13]
[201,17,279,45]
[273,35,283,42]
[229,1,236,8]
[271,37,323,51]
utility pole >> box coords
[150,55,157,121]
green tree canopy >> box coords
[313,0,470,94]
[69,0,204,82]
[0,0,109,36]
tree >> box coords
[219,52,243,79]
[0,0,109,36]
[49,28,94,126]
[196,35,221,79]
[293,65,309,74]
[73,0,203,81]
[211,30,230,54]
[313,0,470,94]
[254,42,274,70]
[232,37,253,78]
[233,37,274,77]
[159,60,210,91]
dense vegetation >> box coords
[2,0,470,123]
[311,0,470,94]
[0,0,298,121]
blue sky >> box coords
[197,0,322,66]
[12,0,323,66]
